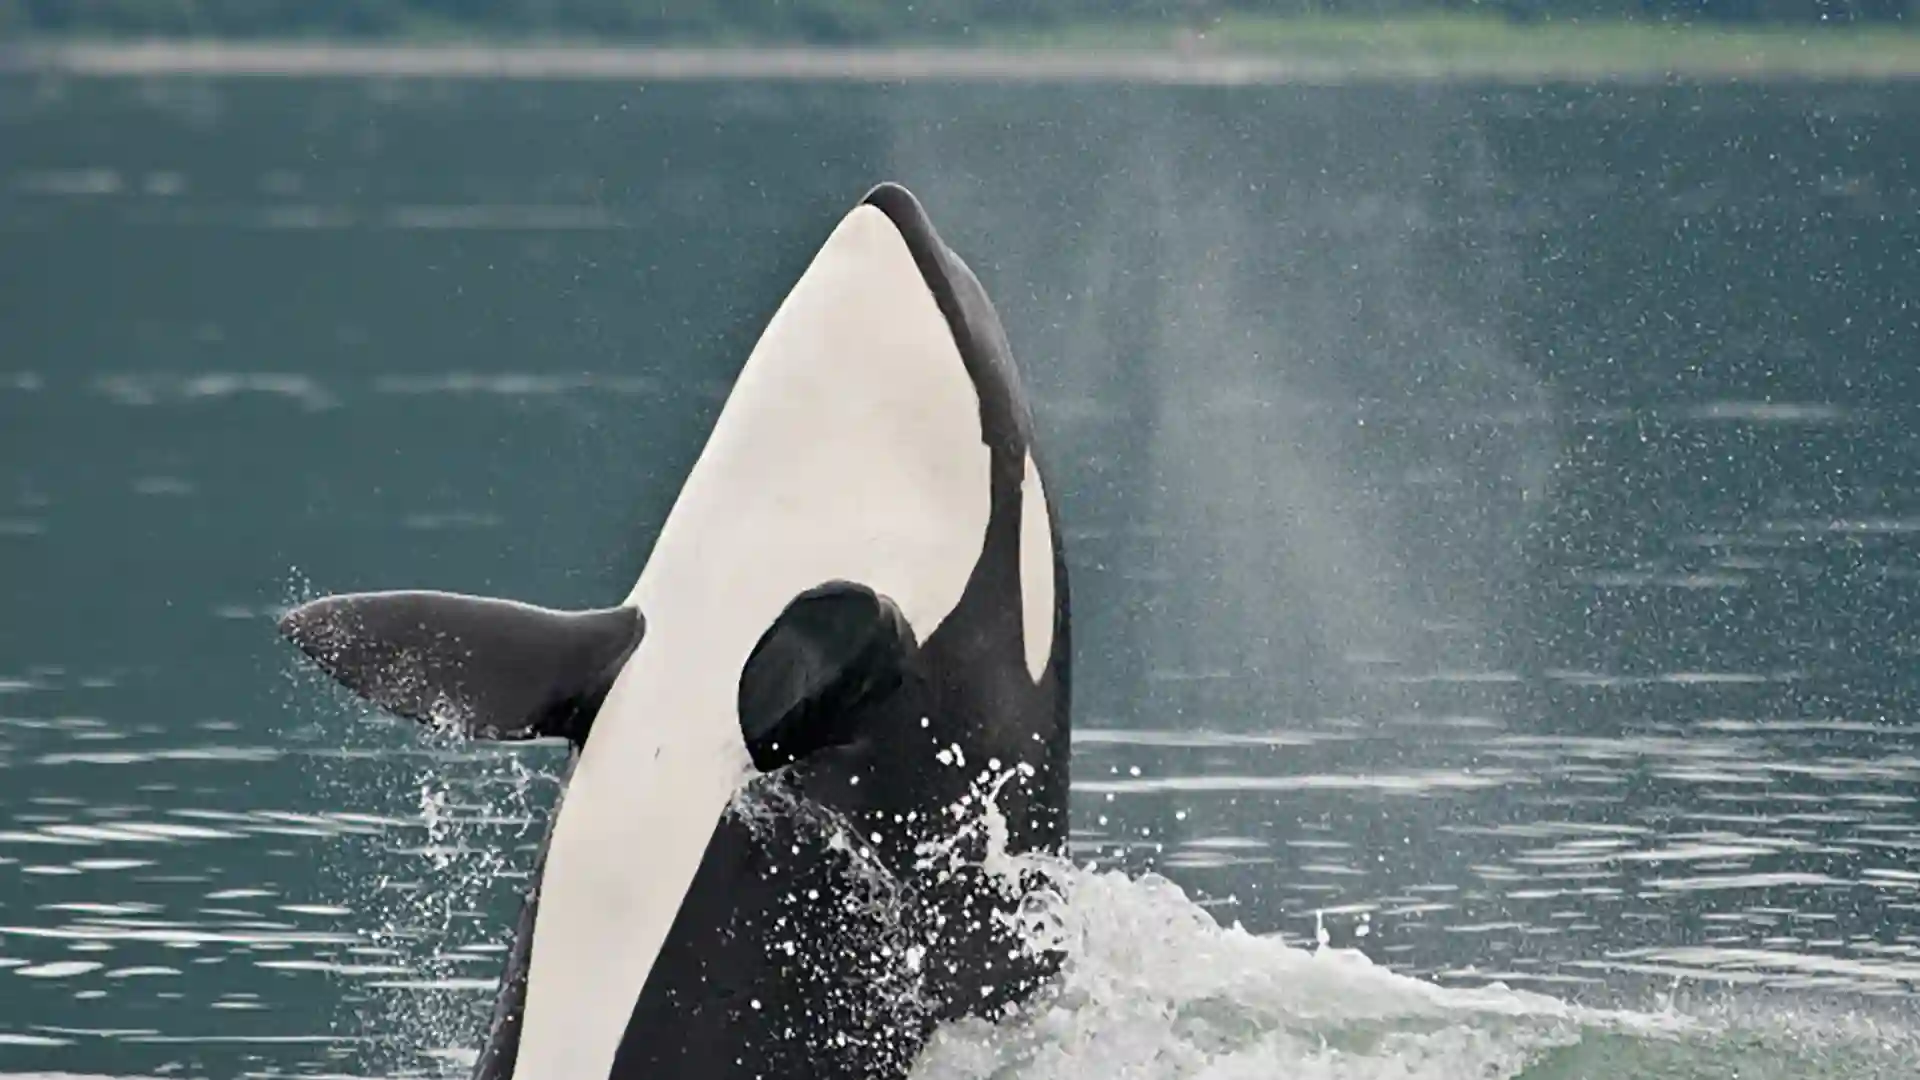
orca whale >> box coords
[278,182,1071,1080]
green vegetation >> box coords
[995,11,1920,67]
[1,0,1912,44]
[2,0,1916,76]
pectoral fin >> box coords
[737,581,919,772]
[278,590,643,746]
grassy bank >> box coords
[1002,11,1920,69]
[4,12,1919,80]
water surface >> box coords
[2,73,1919,1077]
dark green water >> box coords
[2,73,1920,1077]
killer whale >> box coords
[278,182,1071,1080]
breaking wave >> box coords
[902,776,1920,1080]
[322,745,1920,1080]
[910,850,1920,1079]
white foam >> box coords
[311,722,1920,1080]
[896,772,1708,1080]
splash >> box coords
[902,783,1920,1080]
[912,856,1604,1080]
[296,712,1920,1080]
[275,566,563,1074]
[342,740,553,1077]
[907,765,1569,1079]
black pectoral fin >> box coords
[737,581,920,772]
[278,590,643,745]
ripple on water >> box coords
[90,373,336,411]
[10,168,125,196]
[372,372,660,395]
[5,656,1920,1073]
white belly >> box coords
[509,639,753,1079]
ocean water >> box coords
[3,71,1920,1077]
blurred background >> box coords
[2,3,1919,1078]
[2,0,1916,44]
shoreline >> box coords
[3,38,1920,83]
